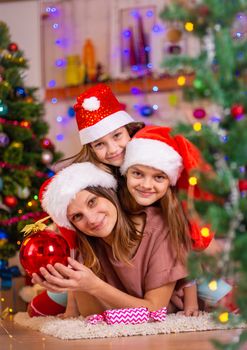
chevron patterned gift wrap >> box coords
[86,307,167,325]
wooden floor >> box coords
[1,318,245,350]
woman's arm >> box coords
[35,257,175,312]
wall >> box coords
[1,0,204,159]
[0,0,42,88]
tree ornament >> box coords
[41,150,53,164]
[26,97,33,103]
[166,28,182,43]
[193,108,206,119]
[197,5,210,17]
[231,104,245,119]
[0,177,3,191]
[26,199,39,209]
[20,120,30,128]
[238,179,247,192]
[14,86,26,98]
[0,229,8,247]
[19,226,70,277]
[67,106,75,118]
[0,132,10,147]
[40,138,53,149]
[140,105,154,117]
[11,141,23,149]
[0,102,8,116]
[17,186,30,199]
[8,42,19,52]
[3,195,18,208]
[168,45,182,54]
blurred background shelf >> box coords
[45,74,195,100]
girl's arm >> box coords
[35,257,175,312]
[59,291,80,318]
[183,283,199,316]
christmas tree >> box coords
[160,1,247,348]
[0,22,62,260]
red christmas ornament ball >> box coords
[40,137,53,149]
[3,195,18,208]
[231,104,245,118]
[19,229,70,276]
[193,108,206,119]
[8,42,19,52]
[238,179,247,192]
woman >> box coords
[32,162,189,317]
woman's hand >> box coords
[33,257,101,294]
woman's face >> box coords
[67,190,117,240]
[126,164,170,206]
[90,126,131,167]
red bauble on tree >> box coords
[19,229,70,277]
[231,104,245,119]
[3,195,18,208]
[238,179,247,192]
[40,137,54,149]
[193,108,206,119]
[8,42,19,52]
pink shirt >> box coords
[95,207,188,298]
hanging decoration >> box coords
[3,195,18,208]
[0,102,8,116]
[41,150,53,165]
[0,132,10,147]
[40,138,54,149]
[17,186,30,199]
[193,108,207,119]
[166,28,183,43]
[14,86,26,99]
[7,42,19,52]
[231,104,245,119]
[140,105,154,117]
[67,106,75,118]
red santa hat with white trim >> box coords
[74,83,135,145]
[121,126,184,186]
[39,162,117,232]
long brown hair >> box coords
[73,186,141,275]
[56,122,145,173]
[159,187,192,263]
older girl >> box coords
[120,125,232,315]
[32,162,190,317]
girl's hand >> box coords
[183,305,199,317]
[36,257,101,294]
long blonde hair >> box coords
[73,187,141,275]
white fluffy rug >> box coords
[14,312,245,340]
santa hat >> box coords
[74,83,134,145]
[121,126,184,186]
[41,162,117,230]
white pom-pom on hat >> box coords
[82,96,100,111]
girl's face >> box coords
[126,164,170,206]
[67,190,117,240]
[90,127,131,167]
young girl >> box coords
[120,125,233,314]
[60,83,144,172]
[31,162,190,317]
